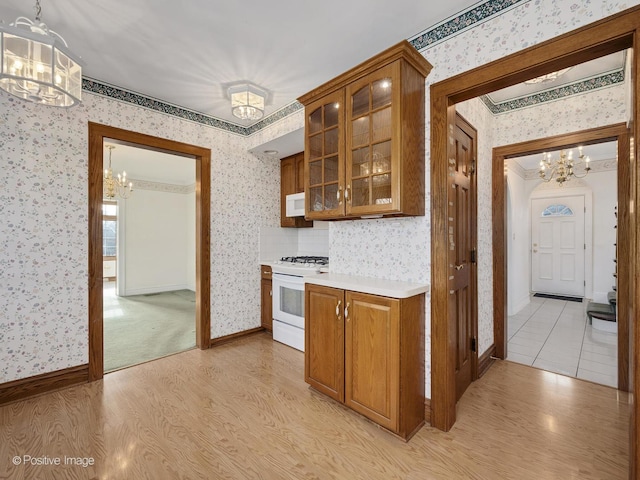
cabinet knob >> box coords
[337,186,343,205]
[336,300,342,318]
[344,302,350,320]
[345,185,351,203]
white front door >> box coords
[531,195,585,297]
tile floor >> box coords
[506,296,618,388]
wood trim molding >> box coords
[491,123,629,379]
[88,122,211,381]
[430,7,640,437]
[210,327,266,348]
[478,345,496,379]
[424,398,431,426]
[0,365,88,406]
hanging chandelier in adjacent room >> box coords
[0,0,84,107]
[538,147,591,186]
[103,145,133,199]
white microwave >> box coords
[285,192,306,217]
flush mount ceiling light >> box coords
[0,0,84,107]
[228,83,266,121]
[524,67,572,85]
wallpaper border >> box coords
[80,0,526,134]
[480,71,625,114]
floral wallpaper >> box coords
[0,0,638,393]
[0,92,281,382]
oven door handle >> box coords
[335,300,342,318]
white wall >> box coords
[122,188,193,295]
[186,191,196,291]
[259,223,330,262]
[506,168,531,315]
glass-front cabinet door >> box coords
[305,90,345,219]
[345,64,399,216]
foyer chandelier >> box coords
[0,0,84,107]
[104,145,133,199]
[538,147,591,186]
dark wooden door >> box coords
[305,284,345,402]
[452,112,478,402]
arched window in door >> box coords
[541,204,574,217]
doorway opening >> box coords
[100,142,198,373]
[88,123,211,381]
[498,130,624,388]
[430,8,638,440]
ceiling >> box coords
[106,143,195,186]
[0,0,481,126]
[487,52,625,105]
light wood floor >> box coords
[0,333,629,479]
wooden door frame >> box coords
[88,123,211,381]
[430,7,639,454]
[492,123,630,394]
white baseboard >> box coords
[509,294,531,316]
[123,284,190,297]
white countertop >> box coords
[304,273,429,299]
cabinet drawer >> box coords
[261,265,272,279]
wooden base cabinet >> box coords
[261,266,273,331]
[305,284,425,440]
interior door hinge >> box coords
[471,337,477,353]
[470,249,476,264]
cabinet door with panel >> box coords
[304,90,345,220]
[281,154,312,228]
[260,266,272,331]
[345,64,399,216]
[344,291,400,431]
[299,41,430,221]
[305,284,345,402]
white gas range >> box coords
[271,256,328,351]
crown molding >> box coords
[128,178,195,194]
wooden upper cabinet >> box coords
[304,90,345,219]
[281,152,312,228]
[298,41,432,220]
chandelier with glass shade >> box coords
[0,0,84,107]
[104,145,133,199]
[228,83,267,121]
[538,146,591,186]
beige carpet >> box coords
[104,283,196,372]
